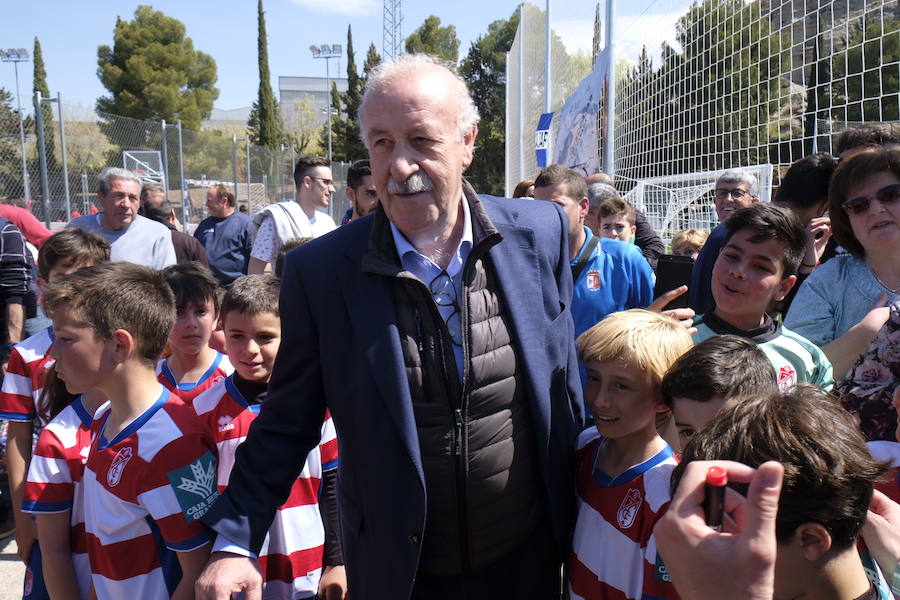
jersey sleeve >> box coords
[319,412,338,472]
[250,217,277,264]
[137,435,218,552]
[22,427,73,513]
[0,346,37,421]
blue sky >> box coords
[0,0,683,117]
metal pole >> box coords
[33,92,51,227]
[518,4,525,183]
[279,144,285,201]
[232,135,239,205]
[12,62,31,204]
[246,138,251,211]
[544,0,551,115]
[160,120,169,195]
[80,173,89,215]
[326,57,333,163]
[263,174,268,201]
[603,0,616,175]
[57,92,71,219]
[177,120,187,227]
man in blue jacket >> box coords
[197,54,583,600]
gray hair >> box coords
[587,182,620,212]
[716,169,759,197]
[97,167,142,196]
[359,53,480,144]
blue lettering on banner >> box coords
[535,112,554,168]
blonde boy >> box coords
[568,309,691,600]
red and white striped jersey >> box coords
[22,395,101,599]
[0,326,55,422]
[567,429,680,600]
[193,376,339,599]
[83,388,217,600]
[156,352,234,405]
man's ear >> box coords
[578,197,590,221]
[462,124,478,170]
[37,277,47,295]
[796,522,832,561]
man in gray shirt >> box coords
[68,168,176,269]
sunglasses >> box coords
[842,183,900,215]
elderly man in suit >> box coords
[197,54,583,600]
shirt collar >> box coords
[389,195,473,280]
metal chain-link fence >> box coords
[0,96,351,228]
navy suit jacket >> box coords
[203,193,584,599]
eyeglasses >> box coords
[842,183,900,216]
[309,177,334,187]
[714,188,749,200]
[429,271,462,346]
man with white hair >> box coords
[689,169,760,313]
[67,167,176,269]
[197,54,582,599]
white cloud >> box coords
[290,0,379,17]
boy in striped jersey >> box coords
[0,229,108,595]
[43,262,218,600]
[192,274,344,599]
[157,264,233,405]
[568,310,692,600]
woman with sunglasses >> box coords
[785,148,899,382]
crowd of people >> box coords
[0,52,897,600]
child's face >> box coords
[672,395,730,448]
[711,229,796,329]
[599,215,636,243]
[585,357,666,440]
[223,310,281,383]
[169,299,217,357]
[50,305,114,394]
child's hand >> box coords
[648,286,697,334]
[862,489,900,589]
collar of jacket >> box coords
[362,179,502,279]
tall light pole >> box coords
[0,48,31,204]
[310,44,342,162]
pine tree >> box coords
[251,0,282,147]
[33,37,57,170]
[329,25,367,162]
[363,43,381,81]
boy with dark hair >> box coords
[192,275,345,599]
[43,262,217,599]
[158,263,233,404]
[661,334,777,447]
[0,228,109,590]
[597,196,637,244]
[672,385,894,599]
[693,203,833,391]
[834,124,900,159]
[568,309,691,600]
[274,237,312,279]
[342,158,378,224]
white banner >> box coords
[554,49,608,176]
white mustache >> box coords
[387,173,433,195]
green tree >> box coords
[96,6,219,129]
[830,17,900,122]
[284,96,321,155]
[459,9,519,194]
[405,16,460,64]
[327,25,367,162]
[33,37,58,171]
[363,42,382,80]
[249,0,282,147]
[0,88,26,198]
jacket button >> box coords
[408,534,420,545]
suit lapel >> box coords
[338,250,425,483]
[487,220,553,447]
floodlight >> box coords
[309,45,320,56]
[332,44,342,56]
[320,44,331,54]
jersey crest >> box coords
[168,451,219,523]
[617,488,642,528]
[778,365,797,390]
[586,269,601,291]
[107,447,133,487]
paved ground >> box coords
[0,536,24,599]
